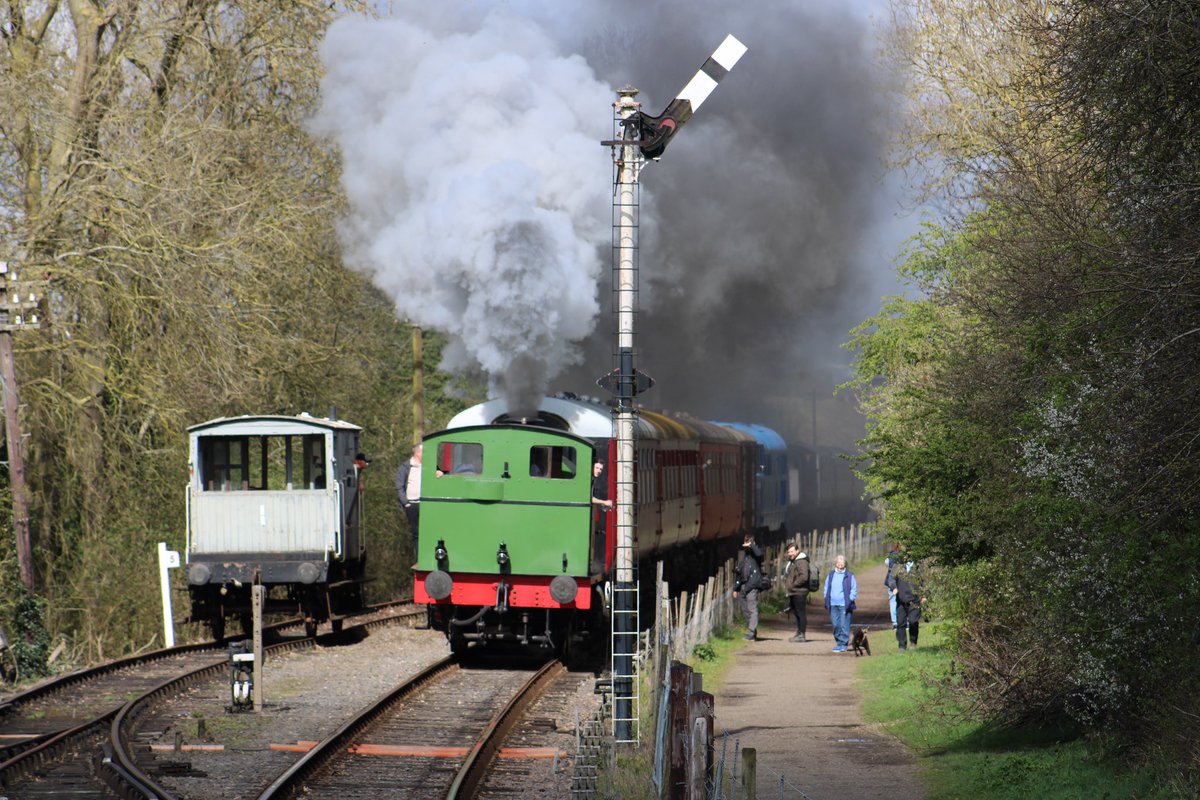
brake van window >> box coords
[438,442,484,475]
[528,445,578,479]
[200,434,326,491]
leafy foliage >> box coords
[0,2,477,663]
[854,0,1200,771]
[10,581,50,680]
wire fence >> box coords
[572,523,886,799]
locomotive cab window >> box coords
[528,445,578,479]
[438,441,484,475]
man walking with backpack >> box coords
[732,533,765,641]
[783,544,811,642]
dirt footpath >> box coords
[712,560,926,799]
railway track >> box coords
[258,655,579,800]
[0,601,420,798]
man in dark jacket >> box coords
[885,553,923,651]
[732,533,765,641]
[782,543,810,642]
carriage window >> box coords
[200,434,325,491]
[200,437,239,491]
[648,450,658,503]
[438,441,484,475]
[528,445,577,479]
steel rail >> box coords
[1,603,417,797]
[0,711,115,790]
[446,658,566,799]
[0,597,413,718]
[104,604,422,799]
[256,655,460,799]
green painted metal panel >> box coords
[418,426,596,577]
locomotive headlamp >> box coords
[496,543,510,567]
[434,539,448,565]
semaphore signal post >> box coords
[601,34,747,744]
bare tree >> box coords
[0,1,449,656]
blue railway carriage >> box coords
[708,421,789,534]
[184,413,368,638]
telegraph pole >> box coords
[0,261,43,591]
[412,326,425,443]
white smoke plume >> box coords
[314,2,900,447]
[311,10,614,411]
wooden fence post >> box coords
[686,689,714,800]
[667,662,692,799]
[741,746,757,800]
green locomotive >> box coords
[413,393,791,655]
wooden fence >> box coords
[642,523,884,799]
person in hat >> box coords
[782,543,811,642]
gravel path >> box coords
[713,560,926,800]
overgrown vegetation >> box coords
[594,624,746,799]
[0,2,476,668]
[858,623,1180,799]
[846,0,1200,779]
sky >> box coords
[312,0,918,448]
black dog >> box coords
[851,627,871,657]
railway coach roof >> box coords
[707,421,787,450]
[187,413,362,435]
[641,410,746,443]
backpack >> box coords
[757,573,773,592]
[807,563,820,593]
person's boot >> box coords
[743,631,757,641]
[789,634,806,642]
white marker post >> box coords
[158,542,180,647]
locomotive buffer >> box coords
[602,33,746,743]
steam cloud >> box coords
[314,2,896,444]
[311,10,612,412]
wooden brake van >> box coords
[184,414,367,638]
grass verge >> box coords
[858,621,1176,799]
[595,622,750,799]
